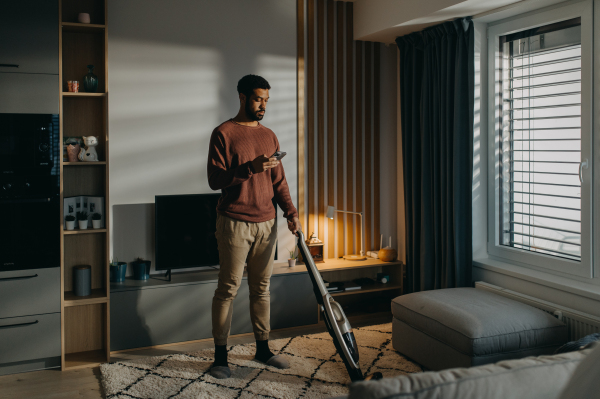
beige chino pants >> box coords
[212,213,277,345]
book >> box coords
[327,282,345,292]
[343,281,361,291]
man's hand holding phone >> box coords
[251,154,279,173]
[251,151,286,173]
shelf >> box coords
[62,22,106,33]
[64,349,107,369]
[63,161,107,166]
[62,92,106,97]
[63,228,107,235]
[329,282,402,297]
[64,289,108,307]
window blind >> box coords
[500,21,582,261]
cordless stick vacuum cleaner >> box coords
[296,230,382,382]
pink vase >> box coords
[67,144,80,162]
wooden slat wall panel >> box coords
[364,42,372,255]
[335,1,344,258]
[317,0,325,245]
[326,0,335,258]
[300,0,382,258]
[297,0,305,230]
[374,44,381,252]
[307,0,315,237]
[354,40,363,255]
[345,2,354,257]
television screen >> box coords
[155,193,221,271]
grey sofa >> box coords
[344,342,600,399]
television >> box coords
[155,193,222,272]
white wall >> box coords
[108,0,297,273]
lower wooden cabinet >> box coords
[110,272,317,351]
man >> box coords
[207,74,301,379]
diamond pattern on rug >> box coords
[100,323,422,399]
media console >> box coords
[110,258,403,352]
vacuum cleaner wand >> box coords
[295,230,382,382]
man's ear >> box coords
[239,93,246,105]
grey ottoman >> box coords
[392,288,567,371]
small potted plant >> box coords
[65,214,76,230]
[109,257,127,283]
[132,257,151,280]
[288,247,298,267]
[92,212,102,229]
[76,211,89,230]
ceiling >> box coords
[352,0,566,43]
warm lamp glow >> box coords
[325,205,365,260]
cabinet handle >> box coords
[0,274,38,282]
[0,320,38,329]
[0,64,19,68]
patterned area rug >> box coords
[100,323,422,399]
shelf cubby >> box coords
[64,303,108,369]
[61,31,105,93]
[61,0,105,25]
[63,234,107,299]
[63,165,106,198]
[62,96,107,160]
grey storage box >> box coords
[391,288,567,370]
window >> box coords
[487,0,593,278]
[499,20,582,261]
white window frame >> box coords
[487,0,593,278]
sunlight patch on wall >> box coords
[109,39,223,205]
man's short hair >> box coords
[237,74,271,100]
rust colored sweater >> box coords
[207,119,298,223]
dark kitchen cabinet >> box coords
[0,1,59,75]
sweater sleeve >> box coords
[207,129,254,190]
[271,140,299,221]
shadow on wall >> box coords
[108,0,298,260]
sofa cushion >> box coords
[391,288,567,357]
[348,349,590,399]
[557,341,600,399]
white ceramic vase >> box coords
[66,220,75,230]
[288,259,296,267]
[78,220,88,230]
[92,219,101,229]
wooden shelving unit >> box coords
[59,0,110,370]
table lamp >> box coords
[326,206,366,260]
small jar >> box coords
[73,265,91,296]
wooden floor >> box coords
[0,314,390,399]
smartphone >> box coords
[271,150,287,160]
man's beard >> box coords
[245,101,264,121]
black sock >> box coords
[213,344,228,367]
[255,339,276,363]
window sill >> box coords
[473,257,600,302]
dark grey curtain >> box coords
[395,18,474,293]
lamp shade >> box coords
[326,206,335,219]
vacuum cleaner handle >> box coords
[295,230,329,300]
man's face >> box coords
[243,88,269,121]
